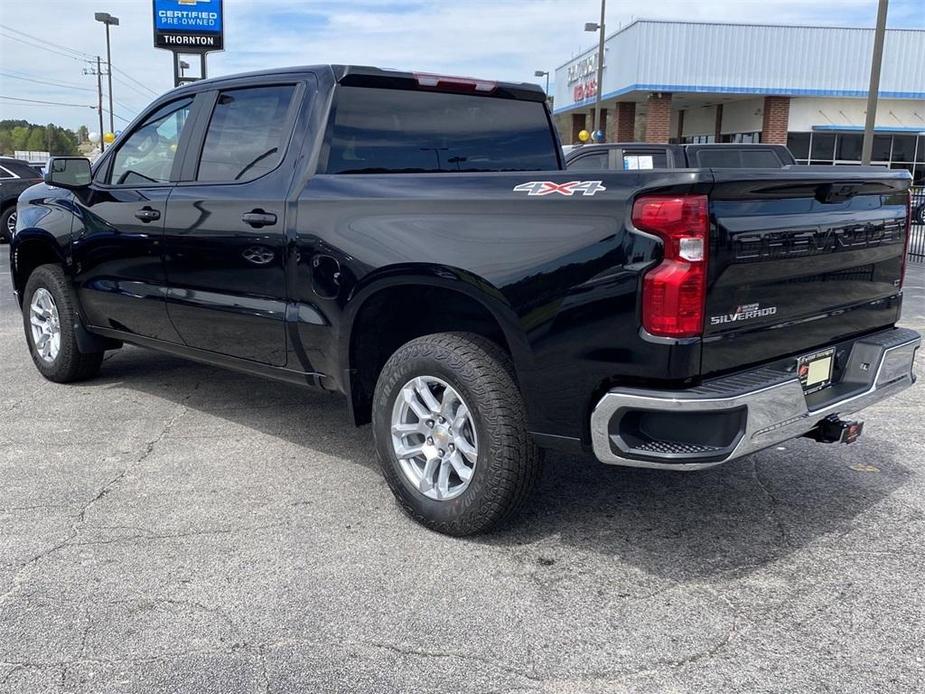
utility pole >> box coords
[95,57,105,153]
[94,12,120,135]
[862,0,889,165]
[584,0,606,140]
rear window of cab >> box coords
[323,86,559,174]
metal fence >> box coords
[911,186,925,264]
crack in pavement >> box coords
[0,398,193,610]
[751,457,793,549]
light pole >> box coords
[861,0,889,165]
[94,12,119,136]
[584,0,606,141]
[179,60,190,80]
[534,70,550,100]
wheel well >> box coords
[12,241,62,299]
[348,285,512,425]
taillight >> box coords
[632,194,709,338]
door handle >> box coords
[241,210,277,228]
[134,207,161,223]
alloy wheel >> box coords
[390,376,478,501]
[29,288,61,363]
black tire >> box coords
[22,264,104,383]
[372,332,542,535]
[0,206,14,244]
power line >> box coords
[0,23,93,59]
[102,107,132,124]
[110,64,160,97]
[110,72,159,101]
[0,31,91,63]
[0,71,96,93]
[0,95,96,109]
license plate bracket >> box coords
[797,347,835,394]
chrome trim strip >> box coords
[591,329,920,470]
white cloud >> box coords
[0,0,920,132]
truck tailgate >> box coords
[702,168,910,377]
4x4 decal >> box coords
[513,180,606,197]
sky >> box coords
[0,0,923,132]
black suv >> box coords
[0,157,43,242]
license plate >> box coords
[797,348,835,393]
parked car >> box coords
[0,157,43,243]
[565,142,796,170]
[11,65,920,535]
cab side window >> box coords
[108,98,193,185]
[567,152,608,170]
[195,85,296,183]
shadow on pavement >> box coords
[84,343,910,581]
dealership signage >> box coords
[567,54,599,102]
[153,0,224,52]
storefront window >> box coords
[810,133,835,162]
[787,132,810,159]
[892,135,916,162]
[871,135,892,161]
[835,133,863,161]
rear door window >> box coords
[196,85,297,182]
[324,86,559,173]
[567,152,608,170]
[621,148,669,169]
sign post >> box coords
[152,0,224,87]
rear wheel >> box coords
[372,332,541,535]
[22,264,104,382]
[0,206,14,243]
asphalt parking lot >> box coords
[1,250,923,694]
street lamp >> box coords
[94,12,119,136]
[179,60,190,79]
[534,70,550,100]
[584,0,606,141]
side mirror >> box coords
[44,157,92,190]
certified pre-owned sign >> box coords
[153,0,224,52]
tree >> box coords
[77,125,89,144]
[0,121,80,156]
[25,127,46,152]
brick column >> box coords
[596,109,608,140]
[571,113,587,144]
[645,93,672,143]
[612,102,636,141]
[761,96,790,144]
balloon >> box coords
[578,129,590,143]
[592,130,605,142]
[103,132,116,144]
[88,132,100,144]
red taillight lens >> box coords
[632,195,709,338]
[413,72,497,93]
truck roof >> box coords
[169,65,548,102]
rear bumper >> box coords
[591,327,920,470]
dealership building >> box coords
[553,20,925,183]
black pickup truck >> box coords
[10,65,920,535]
[565,142,796,170]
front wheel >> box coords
[22,264,104,382]
[372,332,542,535]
